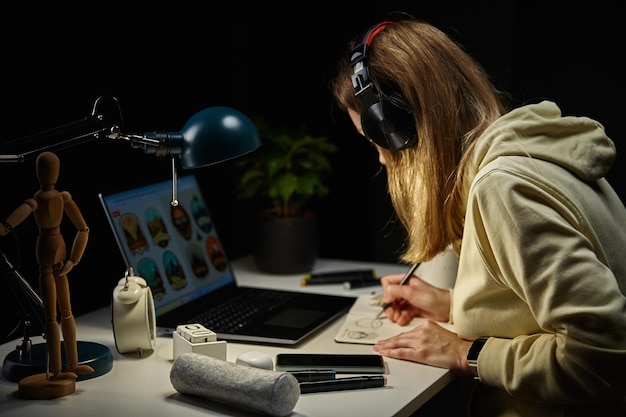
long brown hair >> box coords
[331,19,507,262]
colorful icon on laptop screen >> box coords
[120,213,149,255]
[171,204,192,241]
[145,206,170,248]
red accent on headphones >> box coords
[362,21,394,47]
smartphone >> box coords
[275,353,385,373]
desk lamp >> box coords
[1,95,261,203]
[0,95,261,398]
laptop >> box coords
[98,174,355,345]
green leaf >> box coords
[233,116,338,217]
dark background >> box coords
[1,2,623,340]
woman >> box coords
[331,17,626,416]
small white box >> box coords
[173,324,227,360]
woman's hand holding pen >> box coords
[379,272,451,325]
[376,273,470,373]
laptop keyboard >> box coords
[191,289,299,333]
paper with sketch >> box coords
[335,294,455,345]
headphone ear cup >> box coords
[113,276,147,304]
[362,98,417,150]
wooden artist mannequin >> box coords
[0,151,94,399]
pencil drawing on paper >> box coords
[337,316,385,341]
[339,328,380,341]
[335,294,455,345]
[357,317,384,329]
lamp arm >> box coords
[0,115,119,163]
[1,98,261,169]
[0,249,45,349]
[105,131,185,206]
[0,115,183,164]
[112,132,183,157]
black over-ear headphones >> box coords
[349,21,417,150]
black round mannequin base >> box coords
[2,340,113,383]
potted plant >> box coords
[234,117,338,274]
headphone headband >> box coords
[349,21,393,99]
[349,21,418,150]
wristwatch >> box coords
[467,337,488,379]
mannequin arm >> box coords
[0,199,37,236]
[61,191,89,271]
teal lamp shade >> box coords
[143,106,261,169]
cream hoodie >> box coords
[451,101,626,416]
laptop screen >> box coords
[98,175,235,317]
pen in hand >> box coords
[375,263,420,320]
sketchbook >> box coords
[334,294,455,345]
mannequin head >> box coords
[36,151,60,188]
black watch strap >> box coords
[467,337,488,379]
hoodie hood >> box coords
[472,101,615,181]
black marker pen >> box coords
[299,375,387,394]
[343,279,380,290]
[288,369,336,383]
[301,269,377,286]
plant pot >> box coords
[253,214,317,274]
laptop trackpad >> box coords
[264,309,325,328]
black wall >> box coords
[1,2,623,332]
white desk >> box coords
[0,255,457,417]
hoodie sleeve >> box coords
[455,159,626,404]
